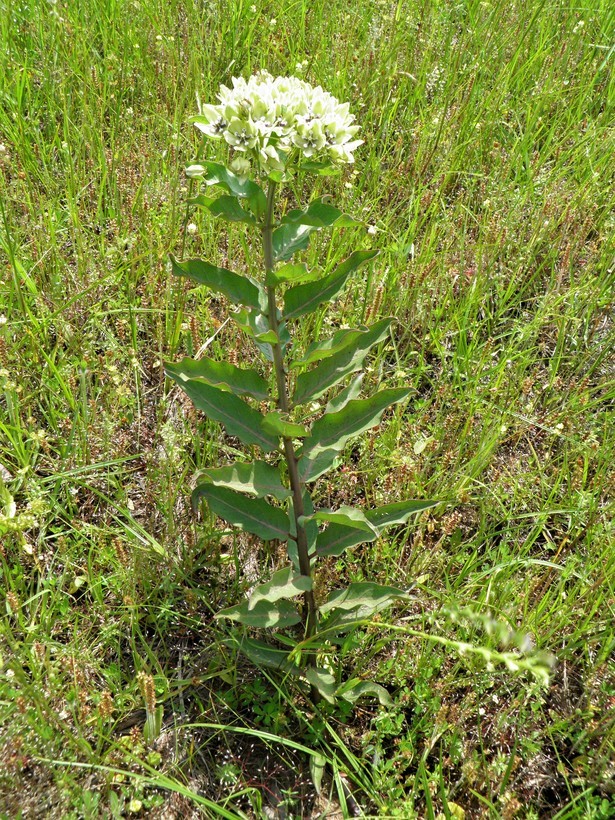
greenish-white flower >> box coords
[193,71,363,175]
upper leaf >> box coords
[192,460,291,503]
[319,582,409,617]
[315,499,439,557]
[262,411,310,439]
[231,307,290,362]
[171,255,264,310]
[266,262,321,287]
[199,485,290,541]
[248,566,313,605]
[293,318,392,406]
[281,197,360,229]
[283,250,379,321]
[189,193,256,225]
[306,506,378,535]
[305,388,410,457]
[166,356,270,401]
[272,223,316,262]
[185,161,267,218]
[292,327,376,370]
[217,599,300,628]
[164,369,278,452]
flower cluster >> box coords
[193,71,362,176]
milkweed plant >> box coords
[165,72,553,704]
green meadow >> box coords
[0,0,613,816]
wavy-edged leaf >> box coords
[336,679,393,707]
[293,318,392,407]
[189,193,256,225]
[228,636,297,672]
[192,461,291,503]
[164,371,277,451]
[199,485,290,541]
[316,499,439,557]
[306,506,377,535]
[266,262,320,287]
[249,566,312,605]
[292,327,375,369]
[166,356,269,401]
[231,307,290,362]
[284,250,379,321]
[272,223,315,261]
[171,255,263,309]
[325,374,364,414]
[185,160,267,217]
[306,389,410,460]
[319,582,408,618]
[262,411,309,439]
[297,447,342,483]
[217,599,300,628]
[281,197,360,229]
[305,667,337,704]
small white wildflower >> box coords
[156,34,163,41]
[367,224,378,235]
[250,3,256,10]
[0,315,7,326]
[186,222,197,234]
[0,144,6,152]
[269,17,276,26]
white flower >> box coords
[186,222,197,234]
[193,71,362,175]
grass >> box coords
[1,0,613,816]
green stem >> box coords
[262,180,318,645]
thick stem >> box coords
[262,181,318,644]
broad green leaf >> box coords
[336,680,393,707]
[306,389,410,458]
[281,197,360,229]
[305,667,337,704]
[199,485,290,541]
[262,411,309,439]
[165,356,269,401]
[316,499,439,557]
[248,566,312,605]
[192,461,291,503]
[266,262,321,287]
[292,327,376,369]
[297,447,342,483]
[325,374,364,414]
[228,636,297,673]
[185,160,267,217]
[306,506,377,535]
[319,582,408,618]
[310,754,327,794]
[171,256,263,310]
[272,223,315,261]
[367,499,439,530]
[232,307,290,362]
[284,250,379,321]
[293,318,392,407]
[299,159,341,176]
[189,193,256,225]
[217,599,300,628]
[164,371,278,452]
